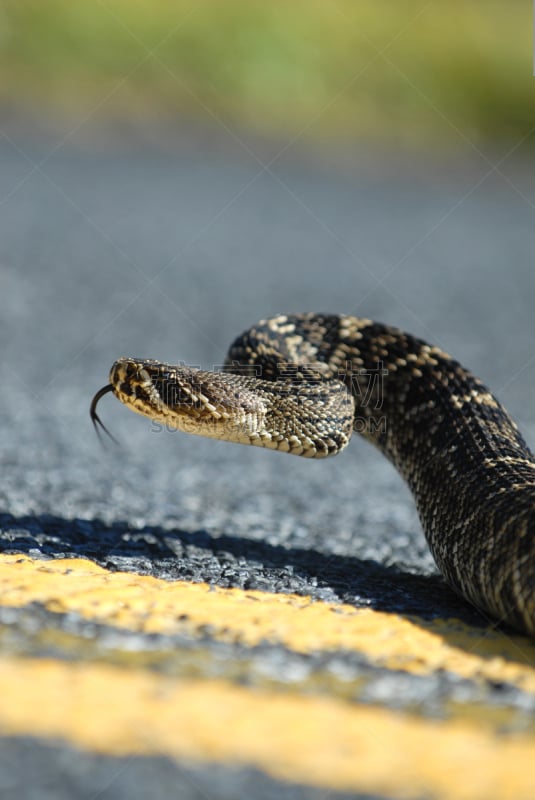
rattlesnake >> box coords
[91,314,535,636]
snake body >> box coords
[91,314,535,636]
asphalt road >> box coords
[0,125,534,799]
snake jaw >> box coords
[103,357,356,458]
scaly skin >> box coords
[91,313,535,636]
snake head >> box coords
[105,357,268,443]
[91,357,355,458]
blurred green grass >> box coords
[1,0,534,149]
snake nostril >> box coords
[110,358,143,387]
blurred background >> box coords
[1,0,534,561]
[1,0,533,148]
[1,0,534,470]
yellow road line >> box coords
[1,555,535,691]
[0,656,534,800]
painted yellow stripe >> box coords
[1,555,535,692]
[0,656,534,800]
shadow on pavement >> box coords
[1,511,529,660]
